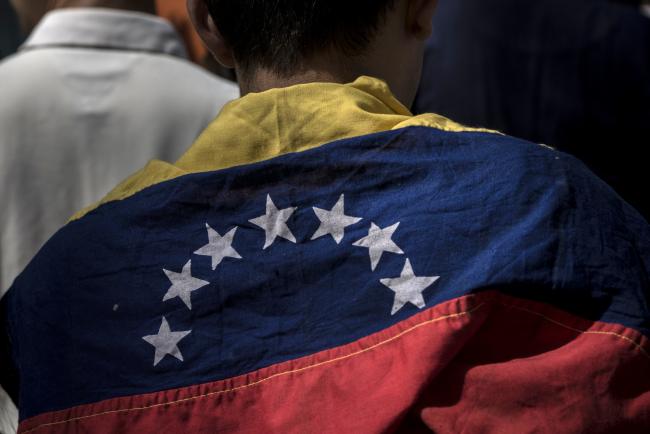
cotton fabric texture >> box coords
[3,77,649,433]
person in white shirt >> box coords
[0,2,238,430]
[0,0,239,294]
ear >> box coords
[405,0,437,40]
[187,0,235,68]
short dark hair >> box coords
[205,0,396,77]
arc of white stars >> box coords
[249,194,297,249]
[142,317,191,367]
[162,260,209,310]
[380,259,439,315]
[194,224,242,270]
[353,222,404,271]
[311,194,362,244]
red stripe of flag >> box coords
[20,291,650,434]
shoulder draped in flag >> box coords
[2,77,649,433]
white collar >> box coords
[22,8,187,59]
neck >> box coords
[240,69,354,96]
[239,52,362,96]
[53,0,156,15]
[237,50,413,108]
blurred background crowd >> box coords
[0,1,649,430]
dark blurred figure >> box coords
[0,0,22,59]
[414,0,650,220]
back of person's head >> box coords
[205,0,396,77]
[190,0,437,106]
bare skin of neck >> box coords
[239,52,366,97]
[53,0,156,15]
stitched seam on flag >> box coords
[21,300,650,433]
[21,304,484,434]
[505,304,650,359]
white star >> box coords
[353,222,404,271]
[311,194,362,244]
[249,194,297,249]
[162,260,209,310]
[194,224,242,270]
[380,259,439,315]
[142,317,191,367]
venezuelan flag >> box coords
[2,77,649,433]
